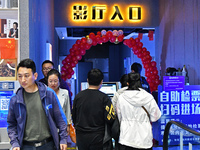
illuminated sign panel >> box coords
[70,3,144,25]
[158,85,200,145]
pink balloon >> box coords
[101,30,107,36]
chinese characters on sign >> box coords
[72,5,141,21]
[158,85,200,145]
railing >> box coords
[163,121,200,150]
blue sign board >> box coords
[0,91,13,128]
[158,85,200,145]
[0,82,14,90]
[163,76,185,91]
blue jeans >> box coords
[21,141,56,150]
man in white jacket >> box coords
[116,72,161,150]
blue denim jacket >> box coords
[7,81,68,150]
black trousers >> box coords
[76,131,104,150]
[119,143,152,150]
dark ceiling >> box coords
[67,27,153,37]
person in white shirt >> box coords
[116,72,161,150]
[47,69,72,133]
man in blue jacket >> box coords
[7,58,68,150]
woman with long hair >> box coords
[116,72,161,150]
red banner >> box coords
[138,33,143,40]
[0,39,16,59]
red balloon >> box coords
[69,48,75,53]
[151,61,157,67]
[61,66,67,72]
[81,37,87,44]
[85,43,91,50]
[155,79,159,85]
[61,75,67,81]
[106,31,113,39]
[123,39,130,46]
[95,35,101,41]
[133,49,139,55]
[75,50,80,56]
[131,39,136,46]
[150,75,156,80]
[80,43,86,50]
[89,32,96,39]
[65,57,70,63]
[137,53,143,58]
[145,72,151,77]
[110,36,116,43]
[80,49,86,55]
[62,59,66,65]
[63,64,70,69]
[146,55,152,61]
[138,48,142,53]
[144,64,150,69]
[131,45,137,51]
[141,57,147,62]
[149,66,154,72]
[154,74,159,79]
[146,77,152,83]
[74,60,78,64]
[76,55,82,60]
[138,42,143,48]
[97,31,101,36]
[153,69,158,75]
[70,62,76,67]
[72,44,79,50]
[61,70,66,75]
[76,40,81,45]
[92,39,98,46]
[102,35,109,43]
[70,52,75,56]
[67,68,73,73]
[142,47,147,52]
[97,37,103,44]
[118,35,124,42]
[146,51,150,55]
[72,56,77,62]
[67,74,72,79]
[70,70,75,75]
[135,38,140,43]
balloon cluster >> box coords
[61,30,125,81]
[123,38,161,92]
[61,30,160,92]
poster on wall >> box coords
[158,85,200,145]
[0,59,17,81]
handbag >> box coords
[111,116,120,141]
[69,124,76,143]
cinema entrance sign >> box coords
[66,2,152,27]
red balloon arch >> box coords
[61,30,161,92]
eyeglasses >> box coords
[42,67,52,71]
[48,80,59,84]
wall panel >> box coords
[158,0,200,85]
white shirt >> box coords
[57,88,72,124]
